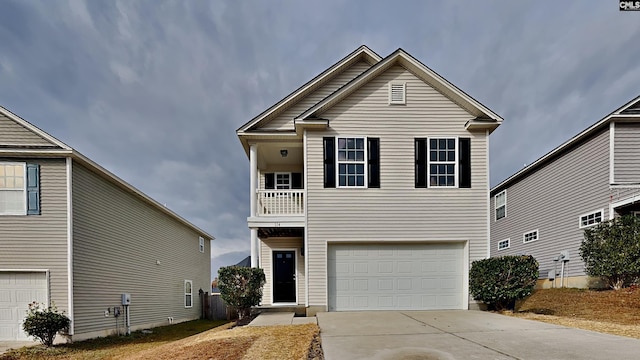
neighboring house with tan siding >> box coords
[236,46,502,315]
[490,96,640,288]
[0,107,213,341]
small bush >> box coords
[580,215,640,290]
[469,255,539,310]
[217,266,266,320]
[22,302,70,347]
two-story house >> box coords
[490,96,640,288]
[237,46,502,315]
[0,107,213,341]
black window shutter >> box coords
[323,137,335,188]
[292,172,303,189]
[26,163,40,215]
[265,173,275,189]
[415,139,427,188]
[367,138,380,188]
[459,138,471,188]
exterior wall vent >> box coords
[389,83,406,104]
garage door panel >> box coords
[0,272,48,341]
[328,243,464,311]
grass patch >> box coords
[1,319,229,360]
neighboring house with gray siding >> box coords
[490,96,640,288]
[0,107,213,342]
[236,46,502,315]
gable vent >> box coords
[389,83,406,104]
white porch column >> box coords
[249,143,257,217]
[250,228,259,268]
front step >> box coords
[254,305,306,317]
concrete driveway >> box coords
[0,341,33,355]
[318,310,640,360]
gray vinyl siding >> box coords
[259,238,305,305]
[71,162,210,336]
[305,65,489,307]
[490,128,611,279]
[0,158,69,313]
[261,61,372,131]
[614,122,640,184]
[0,114,56,146]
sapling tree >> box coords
[217,266,266,320]
[22,302,70,347]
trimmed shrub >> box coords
[580,214,640,290]
[218,266,266,320]
[469,255,539,310]
[22,302,70,347]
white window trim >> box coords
[388,82,406,105]
[0,162,27,216]
[184,280,193,308]
[199,237,205,253]
[579,209,604,229]
[274,172,292,190]
[336,136,368,188]
[495,190,507,220]
[497,238,510,251]
[523,229,539,244]
[427,136,459,188]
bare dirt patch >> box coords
[505,287,640,339]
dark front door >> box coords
[273,251,296,303]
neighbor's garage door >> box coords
[328,243,464,311]
[0,272,48,340]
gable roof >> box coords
[0,106,214,240]
[236,45,382,134]
[295,48,503,127]
[491,94,640,195]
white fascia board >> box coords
[296,49,503,123]
[0,106,72,150]
[0,149,73,157]
[236,46,381,133]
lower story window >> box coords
[498,239,510,250]
[184,280,193,308]
[523,230,538,243]
[579,209,603,228]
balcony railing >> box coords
[257,189,304,216]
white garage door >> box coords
[328,243,464,311]
[0,272,48,340]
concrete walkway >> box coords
[248,312,317,326]
[318,310,640,360]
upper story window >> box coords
[495,190,506,220]
[498,238,510,250]
[579,209,603,228]
[275,173,291,189]
[0,162,40,216]
[199,237,205,253]
[323,137,379,189]
[337,137,366,187]
[523,229,538,243]
[415,138,471,188]
[388,82,406,105]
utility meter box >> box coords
[121,293,131,306]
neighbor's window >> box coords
[498,238,510,250]
[579,209,603,228]
[495,190,506,220]
[337,137,366,187]
[429,138,456,187]
[184,280,193,308]
[199,237,205,253]
[523,230,538,243]
[0,162,26,215]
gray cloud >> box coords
[1,0,639,278]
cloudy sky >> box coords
[1,1,639,278]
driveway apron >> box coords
[317,310,640,360]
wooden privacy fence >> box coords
[200,292,237,320]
